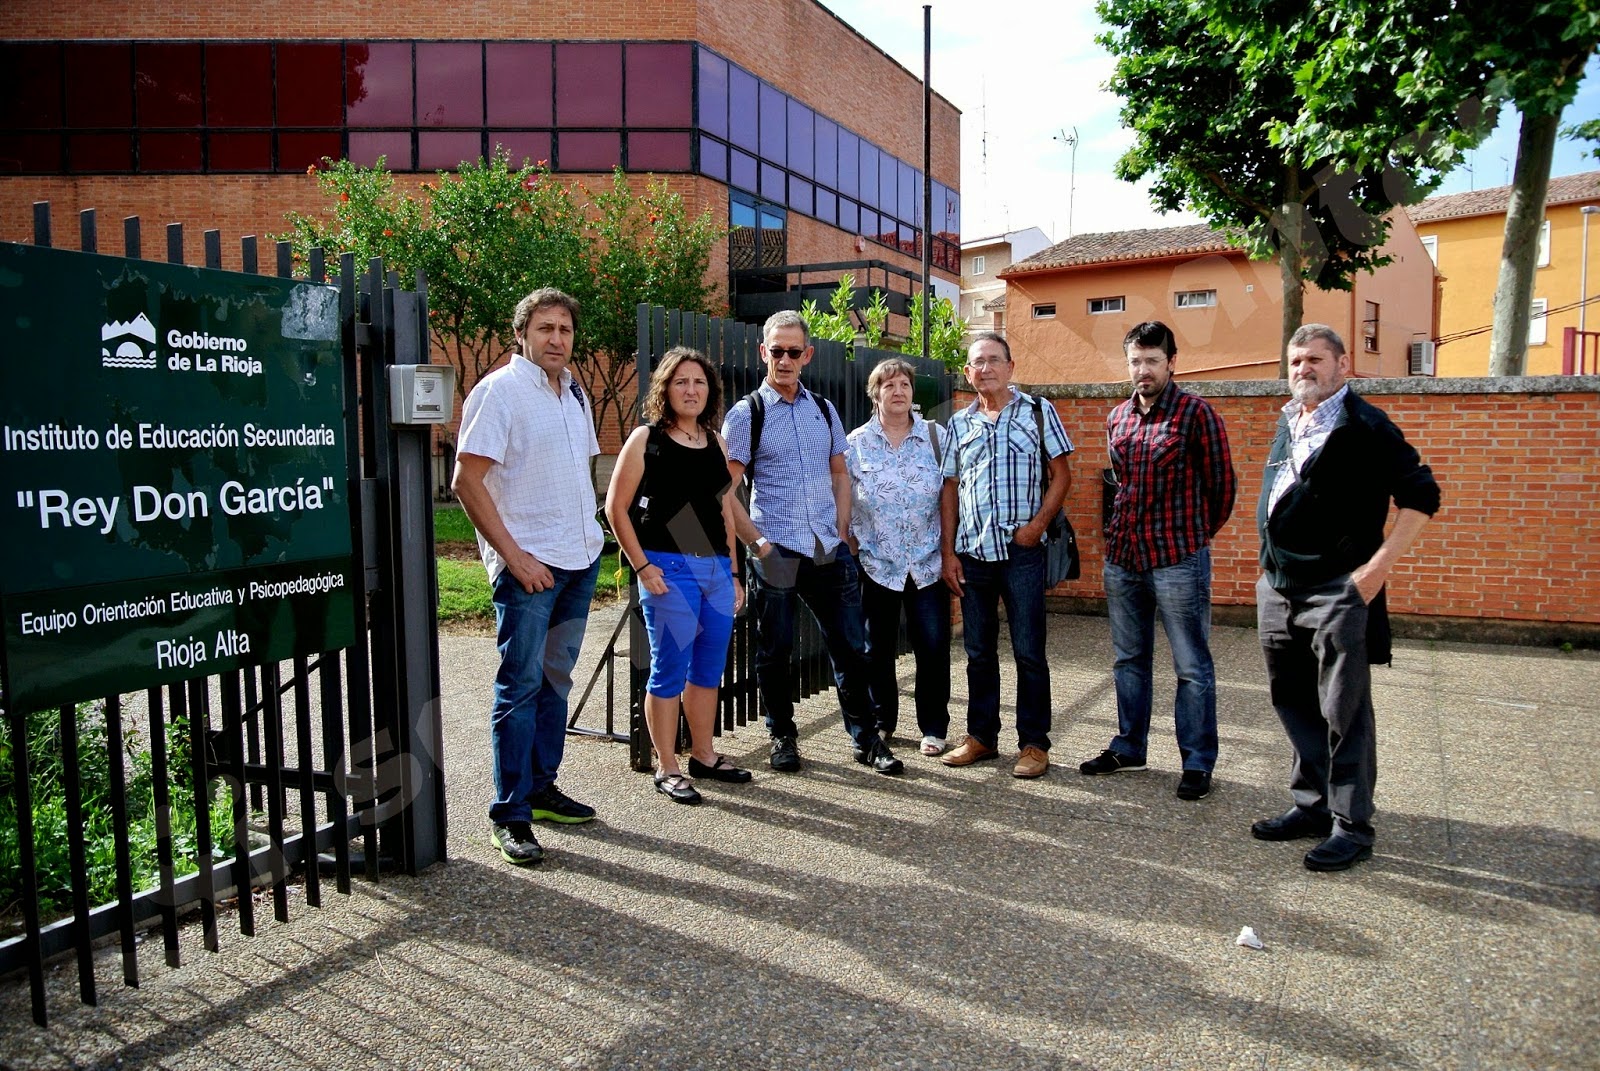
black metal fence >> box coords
[0,204,445,1026]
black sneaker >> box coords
[770,736,801,772]
[529,784,595,824]
[491,821,544,865]
[1078,749,1148,775]
[1176,770,1213,801]
[853,737,905,775]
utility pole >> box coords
[1054,127,1078,238]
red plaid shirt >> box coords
[1104,381,1236,572]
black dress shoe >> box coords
[1304,834,1373,872]
[1251,806,1335,841]
[770,736,801,772]
[688,755,753,783]
[853,737,904,775]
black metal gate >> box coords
[0,203,446,1026]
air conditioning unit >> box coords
[1408,340,1436,376]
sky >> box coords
[821,0,1600,244]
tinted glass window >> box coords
[0,44,63,129]
[135,43,202,127]
[626,43,691,126]
[486,43,552,126]
[696,49,727,139]
[731,197,757,229]
[559,130,621,171]
[276,44,342,127]
[347,42,413,127]
[836,198,857,234]
[788,177,812,214]
[758,83,785,164]
[730,148,757,194]
[786,99,812,178]
[857,141,877,208]
[697,134,727,181]
[65,43,132,128]
[815,188,837,227]
[492,131,550,170]
[858,206,877,240]
[812,116,836,190]
[139,132,202,171]
[0,134,62,172]
[68,134,132,172]
[555,43,621,126]
[728,65,758,151]
[206,44,272,126]
[208,132,272,171]
[837,131,857,196]
[278,131,342,171]
[879,151,897,219]
[760,162,785,202]
[900,160,919,225]
[417,43,482,128]
[420,130,483,170]
[628,131,691,172]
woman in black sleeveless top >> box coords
[605,347,751,804]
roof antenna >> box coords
[1053,127,1078,238]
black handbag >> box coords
[1032,398,1080,585]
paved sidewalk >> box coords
[3,611,1598,1070]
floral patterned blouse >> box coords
[846,413,947,590]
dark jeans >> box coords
[1256,574,1376,845]
[861,574,952,740]
[958,543,1051,752]
[749,543,876,747]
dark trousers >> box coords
[861,574,951,740]
[1256,575,1377,845]
[958,543,1051,752]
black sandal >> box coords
[687,755,753,783]
[655,771,702,805]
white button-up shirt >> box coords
[846,413,946,590]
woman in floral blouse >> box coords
[845,358,952,756]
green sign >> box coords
[0,243,355,710]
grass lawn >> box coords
[434,506,625,628]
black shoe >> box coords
[770,736,801,772]
[1251,806,1334,841]
[688,755,753,783]
[852,737,905,775]
[654,771,702,805]
[491,821,544,865]
[529,784,596,824]
[1078,748,1148,775]
[1176,770,1212,801]
[1304,834,1373,872]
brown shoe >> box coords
[1013,745,1050,779]
[941,736,998,767]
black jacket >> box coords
[1257,390,1441,662]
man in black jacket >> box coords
[1253,324,1440,872]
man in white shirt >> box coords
[453,288,604,865]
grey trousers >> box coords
[1255,575,1377,845]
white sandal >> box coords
[920,735,947,756]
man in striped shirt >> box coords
[1078,321,1236,802]
[939,332,1075,778]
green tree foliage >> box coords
[800,274,887,349]
[1564,118,1600,159]
[278,151,724,438]
[900,294,969,372]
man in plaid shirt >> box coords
[1078,321,1236,801]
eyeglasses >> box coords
[967,357,1009,369]
[766,346,806,360]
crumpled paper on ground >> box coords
[1235,925,1265,950]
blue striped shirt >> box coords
[942,387,1075,562]
[722,381,848,556]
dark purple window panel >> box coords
[898,223,917,256]
[728,65,758,151]
[837,130,857,197]
[730,148,756,193]
[626,43,691,127]
[139,132,201,171]
[786,99,813,179]
[760,161,784,201]
[945,189,960,239]
[486,43,552,127]
[419,130,483,170]
[346,42,413,127]
[68,134,132,172]
[697,134,727,181]
[417,42,482,128]
[135,43,202,127]
[900,160,919,224]
[629,131,691,172]
[65,43,132,128]
[0,134,62,172]
[837,198,857,235]
[787,177,812,214]
[278,131,343,171]
[491,131,551,169]
[206,43,272,126]
[0,44,63,129]
[559,130,621,172]
[858,207,877,240]
[857,141,878,209]
[349,130,413,170]
[879,152,897,219]
[208,132,272,171]
[815,188,837,227]
[555,42,622,127]
[812,116,836,189]
[696,48,727,139]
[758,83,785,164]
[276,44,342,127]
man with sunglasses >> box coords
[723,310,903,776]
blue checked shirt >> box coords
[943,387,1075,562]
[723,381,848,556]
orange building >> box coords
[998,220,1437,383]
[1409,171,1600,377]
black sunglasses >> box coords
[766,346,806,359]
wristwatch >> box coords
[747,536,769,553]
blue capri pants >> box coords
[639,552,736,698]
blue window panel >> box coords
[836,197,857,234]
[837,130,858,197]
[900,159,920,225]
[788,177,812,214]
[857,141,878,209]
[786,99,812,179]
[730,147,757,193]
[815,188,837,227]
[813,116,837,190]
[729,66,758,151]
[758,82,785,164]
[878,150,897,219]
[760,161,785,201]
[697,49,728,139]
[698,133,728,181]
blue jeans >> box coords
[862,574,951,739]
[749,543,876,747]
[958,542,1051,751]
[488,557,600,823]
[639,552,736,697]
[1103,546,1218,773]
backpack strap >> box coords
[744,388,766,484]
[926,418,943,469]
[1031,396,1051,500]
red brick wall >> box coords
[968,379,1600,625]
